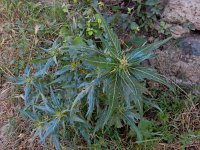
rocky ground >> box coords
[152,0,200,93]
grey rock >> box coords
[150,36,200,86]
[179,36,200,56]
[162,0,200,30]
[170,25,190,39]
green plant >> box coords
[102,0,165,35]
[86,14,103,36]
[13,11,172,149]
[135,0,162,31]
[157,21,171,35]
[180,131,200,150]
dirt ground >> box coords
[0,83,13,148]
[0,12,43,149]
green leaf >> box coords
[102,74,118,126]
[97,13,122,58]
[72,114,86,123]
[122,71,143,114]
[123,111,142,141]
[128,35,147,47]
[94,110,107,132]
[138,119,155,139]
[24,85,31,102]
[83,56,116,69]
[54,66,71,76]
[130,22,139,30]
[145,0,159,6]
[78,126,91,144]
[50,75,66,84]
[40,119,59,143]
[35,104,55,114]
[86,85,96,117]
[130,67,174,91]
[70,89,88,115]
[127,37,172,62]
[19,109,37,121]
[72,37,86,45]
[50,87,60,106]
[12,77,26,85]
[35,58,54,77]
[144,99,162,112]
[53,134,61,150]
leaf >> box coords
[72,114,87,123]
[88,30,93,36]
[24,65,31,76]
[122,71,143,115]
[138,119,155,139]
[70,89,88,116]
[86,85,96,117]
[41,39,61,52]
[128,35,147,47]
[94,12,122,58]
[24,93,39,110]
[14,77,26,85]
[78,126,91,144]
[115,117,123,128]
[50,87,60,106]
[94,110,107,132]
[127,37,172,62]
[125,111,140,122]
[53,134,61,150]
[19,109,37,121]
[130,22,139,30]
[70,79,100,118]
[91,0,98,8]
[64,43,104,57]
[50,75,67,84]
[83,56,116,69]
[35,58,54,77]
[54,66,71,76]
[24,84,31,102]
[102,74,118,126]
[72,37,86,45]
[53,55,58,65]
[123,111,142,141]
[130,67,174,91]
[144,99,162,112]
[145,0,159,6]
[80,45,104,55]
[33,128,43,142]
[35,103,55,114]
[40,119,59,143]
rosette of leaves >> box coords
[14,64,91,149]
[69,14,172,139]
[20,87,90,149]
[14,13,172,149]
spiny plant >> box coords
[13,12,172,149]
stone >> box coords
[150,35,200,86]
[170,25,190,39]
[162,0,200,30]
[179,36,200,56]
